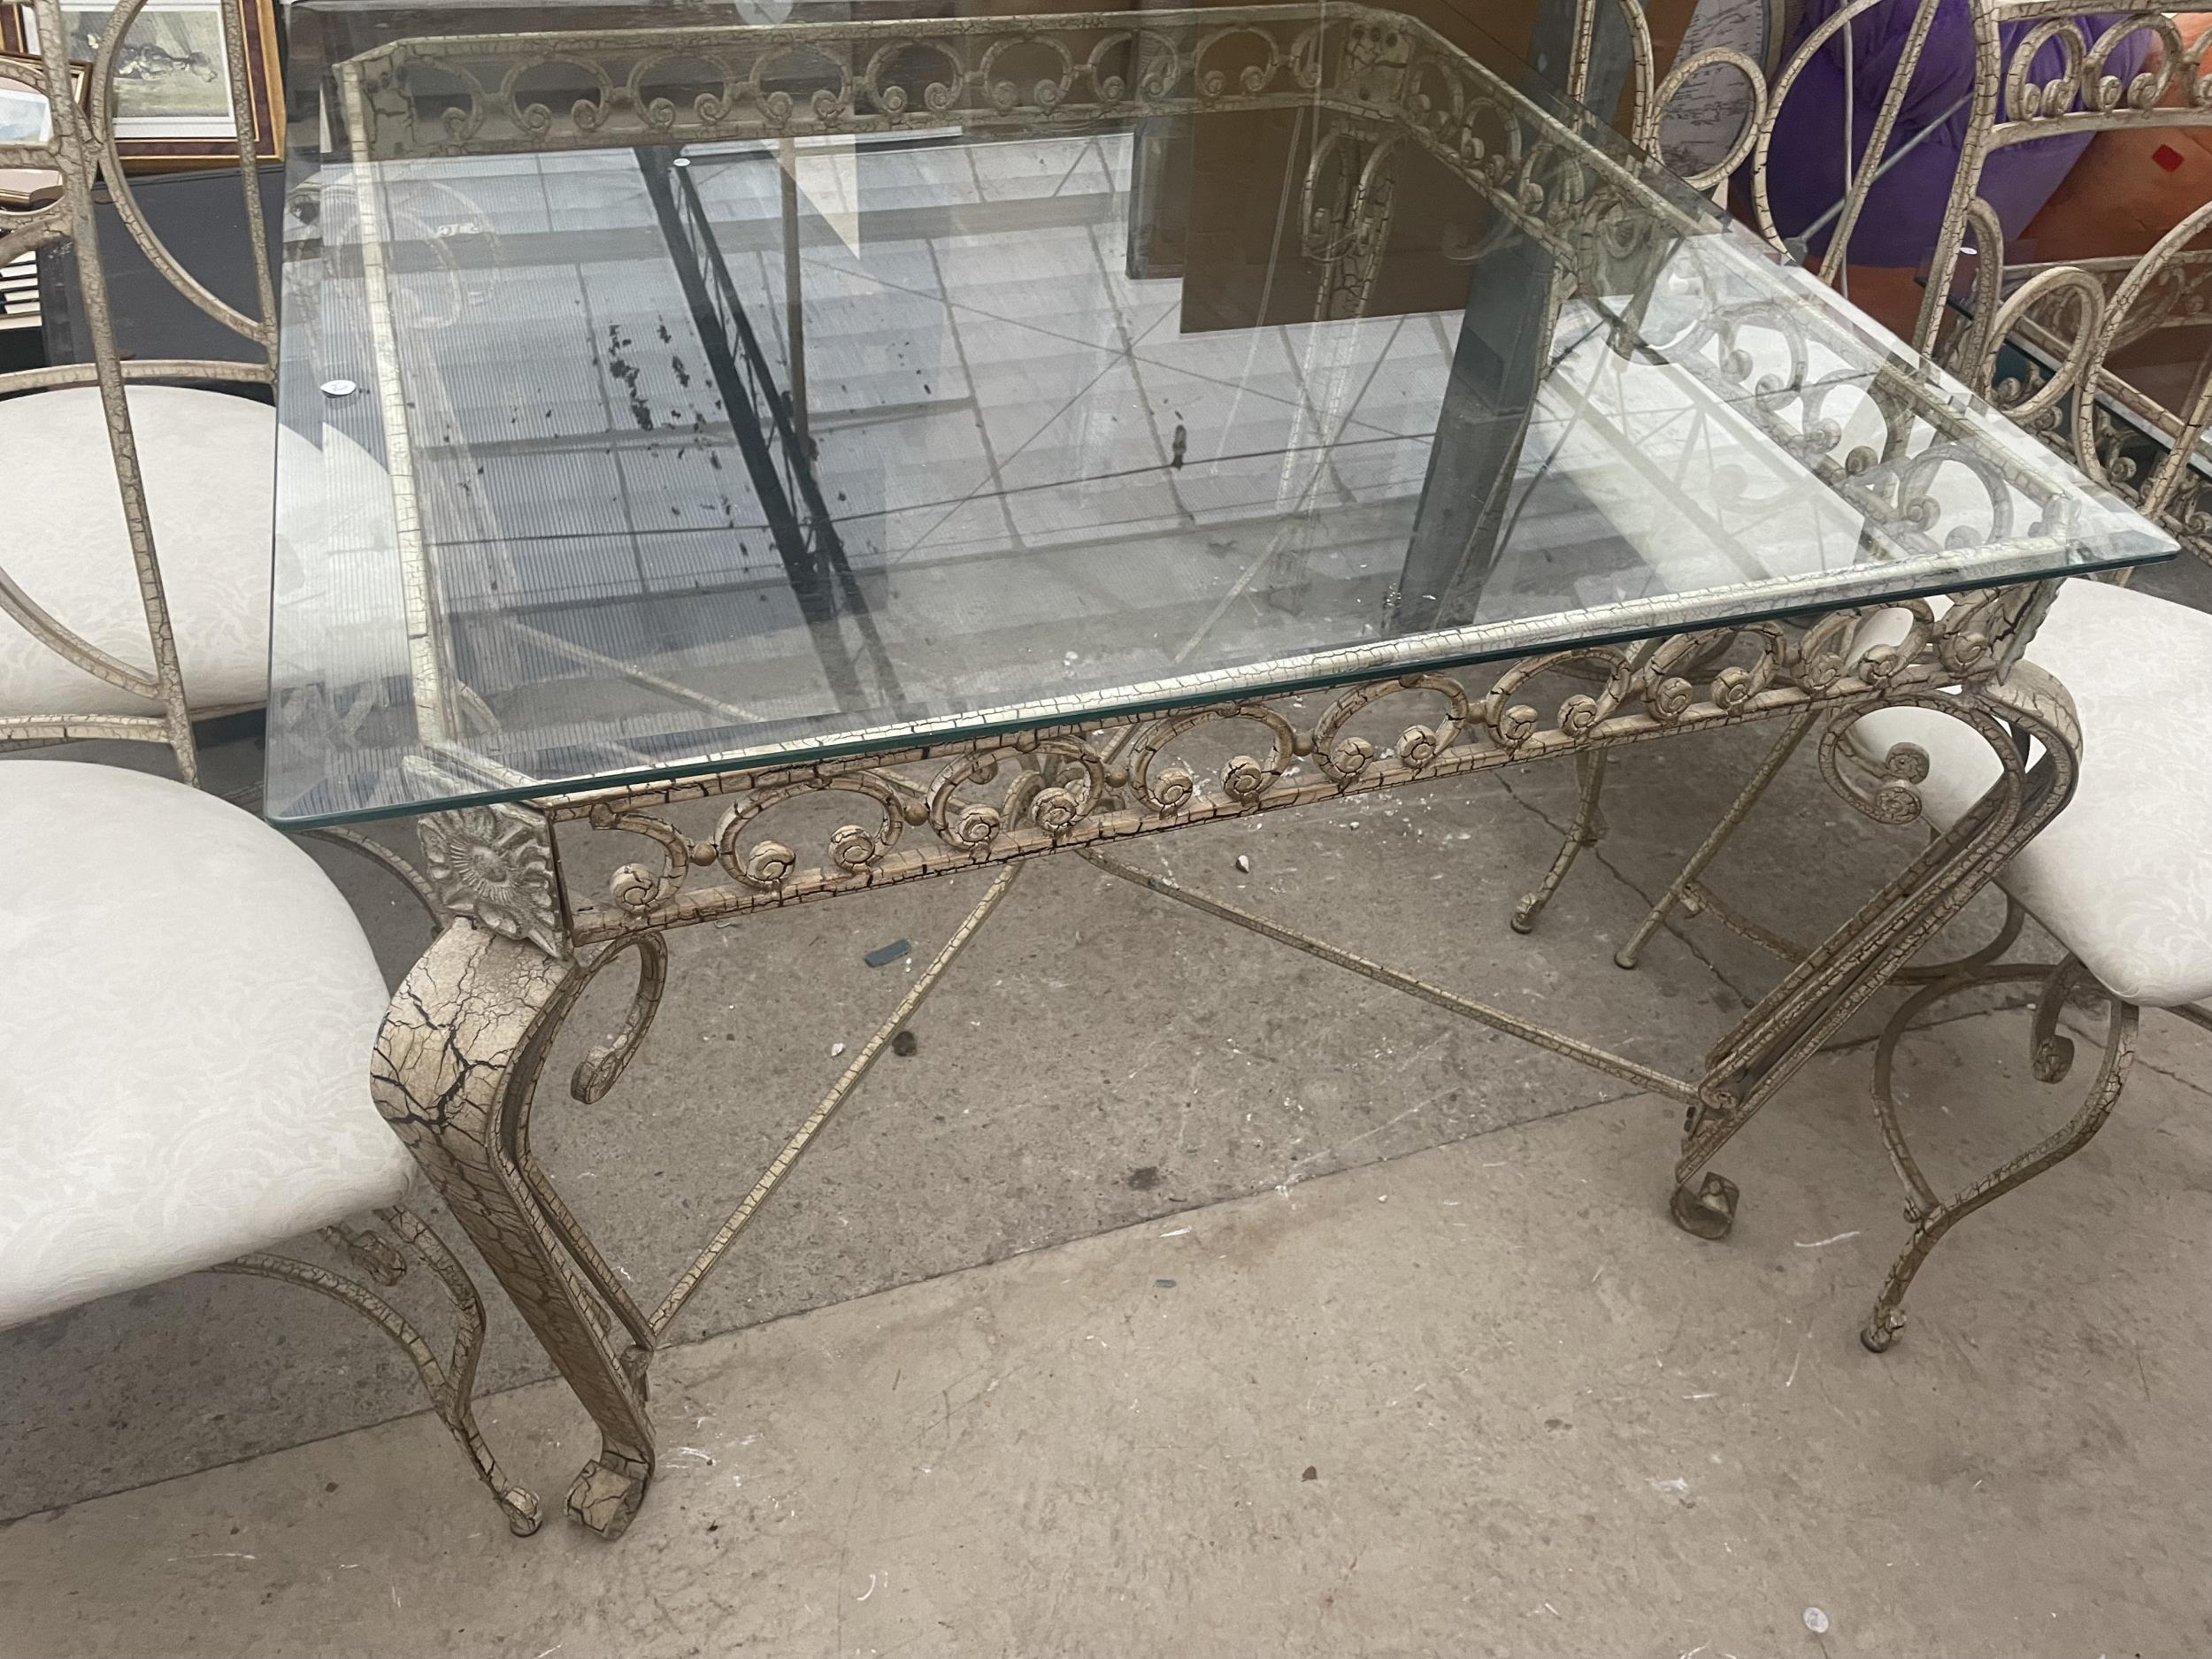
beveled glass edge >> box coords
[264,534,2173,828]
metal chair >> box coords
[1525,0,2212,1348]
[0,0,285,739]
[1826,578,2211,1349]
[0,0,540,1534]
[1931,6,2212,566]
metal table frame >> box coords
[312,6,2101,1538]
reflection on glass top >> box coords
[266,2,2173,826]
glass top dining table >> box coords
[265,0,2174,828]
[270,1,2186,1542]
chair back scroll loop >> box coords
[1921,3,2212,562]
[0,0,278,780]
[80,0,277,355]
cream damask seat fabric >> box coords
[0,385,276,718]
[1850,578,2212,1010]
[0,760,410,1328]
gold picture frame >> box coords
[0,0,281,172]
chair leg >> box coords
[2166,1002,2212,1035]
[1614,705,1818,970]
[1510,748,1609,934]
[211,1204,543,1536]
[1859,957,2139,1353]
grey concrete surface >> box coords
[3,1007,2208,1658]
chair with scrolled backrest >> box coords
[1926,4,2211,563]
[1572,0,1976,345]
[1797,15,2212,1324]
[0,0,280,766]
[0,0,540,1534]
[1531,0,2212,1352]
[1576,0,2177,351]
[1579,0,2205,549]
[1504,0,2010,928]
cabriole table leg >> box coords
[371,921,660,1540]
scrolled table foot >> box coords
[499,1486,546,1537]
[568,1449,652,1540]
[1861,1305,1908,1354]
[1669,1171,1740,1240]
[1509,749,1608,935]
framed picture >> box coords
[0,0,281,172]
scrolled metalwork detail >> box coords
[713,772,912,889]
[2005,10,2208,128]
[1127,703,1299,813]
[1311,673,1470,784]
[1819,706,1932,827]
[570,933,669,1103]
[590,803,704,916]
[924,740,1113,850]
[1976,264,2107,432]
[334,2,1700,311]
[1647,43,1767,188]
[1926,5,2211,565]
[326,3,2167,580]
[541,593,2061,941]
[1301,122,1401,319]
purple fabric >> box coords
[1755,0,2151,265]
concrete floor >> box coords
[4,1015,2209,1657]
[4,556,2208,1652]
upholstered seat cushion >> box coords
[1852,580,2212,1009]
[0,762,409,1328]
[0,385,274,718]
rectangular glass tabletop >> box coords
[265,1,2175,827]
